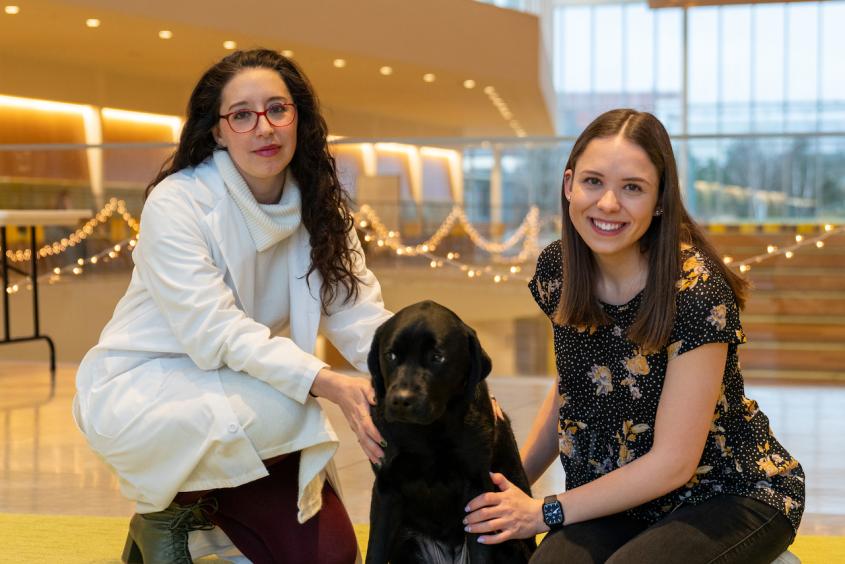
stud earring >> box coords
[653,207,663,217]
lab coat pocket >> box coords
[87,358,168,440]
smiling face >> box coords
[213,67,298,203]
[563,135,661,265]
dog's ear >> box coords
[368,322,387,398]
[465,326,492,399]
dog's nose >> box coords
[390,388,415,410]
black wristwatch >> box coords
[542,495,564,531]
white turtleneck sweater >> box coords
[213,149,301,332]
[212,151,334,479]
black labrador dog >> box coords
[366,300,535,564]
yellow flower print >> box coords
[667,340,683,360]
[588,365,614,396]
[717,384,729,412]
[620,376,642,400]
[615,420,650,467]
[676,253,711,292]
[589,448,615,475]
[757,458,779,477]
[735,328,747,343]
[783,496,801,515]
[558,419,587,458]
[755,441,798,478]
[624,353,650,376]
[676,277,695,292]
[536,278,562,306]
[710,412,726,434]
[682,255,700,272]
[742,396,760,422]
[707,303,727,330]
[685,465,713,488]
[714,434,733,458]
[575,324,598,335]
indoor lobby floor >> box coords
[1,361,844,538]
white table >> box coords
[0,209,92,388]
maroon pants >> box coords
[205,452,358,564]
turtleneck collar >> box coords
[213,149,302,252]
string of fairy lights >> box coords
[354,204,540,284]
[0,196,842,293]
[2,198,140,294]
[722,223,843,273]
[2,198,138,264]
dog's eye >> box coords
[385,351,397,362]
[432,353,445,364]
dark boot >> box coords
[121,497,218,563]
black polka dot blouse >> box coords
[528,241,805,531]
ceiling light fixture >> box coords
[463,79,476,89]
[282,50,294,58]
[223,40,237,50]
[379,66,393,76]
[158,30,173,39]
[85,18,100,28]
[333,58,347,68]
[423,73,436,83]
[4,5,20,14]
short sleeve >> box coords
[528,241,563,319]
[669,252,746,359]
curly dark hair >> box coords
[147,48,361,311]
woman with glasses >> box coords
[74,48,391,564]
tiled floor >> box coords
[1,362,843,536]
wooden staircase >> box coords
[709,229,845,382]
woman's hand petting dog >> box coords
[464,472,547,544]
[311,368,386,465]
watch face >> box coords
[543,499,564,526]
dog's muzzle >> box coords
[384,385,433,424]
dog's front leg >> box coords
[462,474,499,564]
[366,478,403,564]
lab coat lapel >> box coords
[206,196,255,316]
[288,226,321,354]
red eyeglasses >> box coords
[219,103,296,133]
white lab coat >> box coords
[73,156,391,528]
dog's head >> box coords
[367,300,492,425]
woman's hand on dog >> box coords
[311,368,386,465]
[463,472,546,544]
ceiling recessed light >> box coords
[282,50,294,58]
[158,30,173,39]
[379,66,393,76]
[483,86,495,95]
[4,5,20,14]
[333,58,347,68]
[463,79,476,89]
[85,18,100,28]
[223,40,237,50]
[423,73,436,83]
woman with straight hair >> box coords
[463,109,803,563]
[74,48,391,563]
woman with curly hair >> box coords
[73,49,391,563]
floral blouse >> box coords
[529,241,805,531]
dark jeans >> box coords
[530,495,795,564]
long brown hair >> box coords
[146,49,361,311]
[554,109,748,352]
